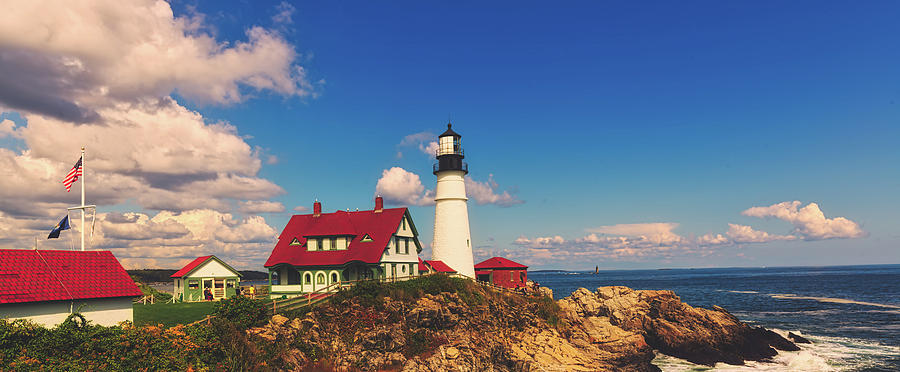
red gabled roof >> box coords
[475,257,528,269]
[0,249,142,304]
[265,208,412,267]
[171,255,212,278]
[418,257,428,272]
[425,260,456,273]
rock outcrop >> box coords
[559,286,799,366]
[247,283,796,371]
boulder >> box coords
[560,286,799,367]
[788,332,812,344]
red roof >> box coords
[475,257,528,269]
[424,260,456,273]
[171,255,212,277]
[418,257,428,272]
[0,249,142,304]
[265,208,414,267]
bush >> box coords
[214,295,270,328]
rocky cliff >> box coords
[247,278,797,371]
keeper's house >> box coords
[171,255,242,302]
[475,257,529,289]
[0,249,142,327]
[264,197,422,298]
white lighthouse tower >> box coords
[431,123,475,278]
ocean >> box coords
[529,265,900,372]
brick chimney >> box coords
[313,200,322,217]
[374,195,383,213]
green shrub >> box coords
[214,295,270,328]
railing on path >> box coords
[268,272,534,314]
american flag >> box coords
[63,157,82,192]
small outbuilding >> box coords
[171,255,242,302]
[0,249,142,327]
[418,258,457,275]
[474,257,528,289]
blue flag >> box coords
[48,215,71,239]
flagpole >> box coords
[81,146,85,251]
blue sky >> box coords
[0,1,897,269]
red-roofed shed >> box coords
[474,257,529,289]
[418,259,456,274]
[0,249,141,326]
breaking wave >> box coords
[652,330,900,371]
[768,294,900,309]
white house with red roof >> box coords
[0,249,142,327]
[264,197,423,297]
[171,255,242,302]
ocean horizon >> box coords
[530,264,900,372]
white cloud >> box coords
[0,119,16,138]
[374,167,435,206]
[587,222,684,246]
[292,205,309,212]
[726,223,796,243]
[513,235,565,247]
[697,233,728,246]
[420,141,439,157]
[0,0,314,122]
[741,201,864,240]
[272,1,296,25]
[505,201,865,267]
[93,209,277,268]
[238,200,285,214]
[464,175,523,207]
[0,1,305,269]
[397,131,438,158]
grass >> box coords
[133,301,216,327]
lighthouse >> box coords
[431,123,475,278]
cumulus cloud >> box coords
[0,119,15,138]
[238,200,285,214]
[504,201,865,267]
[741,201,864,240]
[0,0,314,122]
[588,222,684,246]
[397,131,438,158]
[464,175,523,207]
[292,205,309,212]
[375,167,435,206]
[0,0,305,269]
[697,233,728,246]
[93,210,277,268]
[272,1,296,25]
[726,223,796,243]
[374,167,523,207]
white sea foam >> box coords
[725,290,760,294]
[768,294,900,309]
[652,330,899,371]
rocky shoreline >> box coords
[248,281,798,371]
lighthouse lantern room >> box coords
[431,123,475,278]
